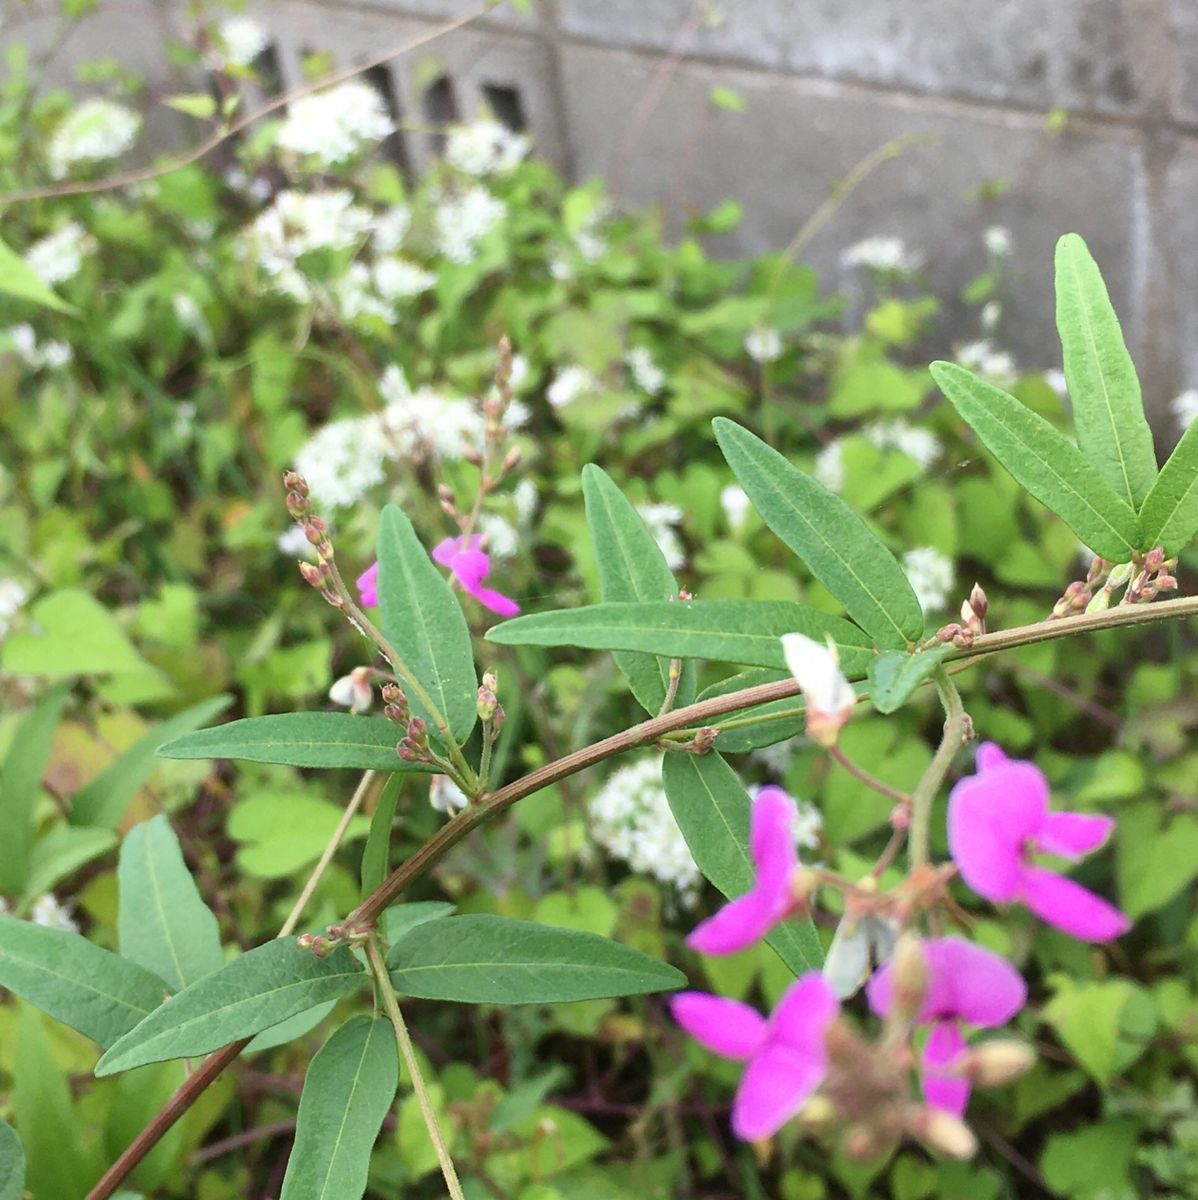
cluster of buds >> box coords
[1051,553,1109,617]
[297,932,332,957]
[397,716,430,763]
[283,470,310,522]
[477,670,502,725]
[935,582,988,647]
[1122,546,1178,605]
[381,682,410,728]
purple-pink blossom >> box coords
[687,785,799,956]
[867,937,1026,1115]
[948,743,1129,942]
[357,562,379,608]
[671,973,839,1140]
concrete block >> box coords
[1167,0,1198,124]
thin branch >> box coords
[908,669,967,871]
[828,745,910,805]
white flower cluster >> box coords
[813,440,845,493]
[445,119,529,176]
[434,186,507,264]
[379,365,487,460]
[329,258,435,323]
[1043,367,1068,399]
[841,235,922,274]
[720,483,751,530]
[0,578,29,640]
[276,82,394,166]
[48,98,140,178]
[588,756,700,901]
[864,419,942,471]
[748,736,801,776]
[1170,388,1198,433]
[626,346,665,395]
[957,338,1016,382]
[637,502,686,570]
[902,546,954,613]
[24,221,93,285]
[31,893,78,932]
[1,324,72,371]
[478,513,519,560]
[983,225,1012,258]
[572,201,609,263]
[277,524,316,558]
[747,783,823,853]
[430,775,469,814]
[744,326,782,363]
[293,416,387,510]
[547,364,601,409]
[513,477,539,526]
[217,15,270,67]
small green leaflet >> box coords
[929,361,1142,561]
[698,669,806,752]
[381,901,456,945]
[376,504,477,743]
[0,1117,25,1200]
[1054,234,1157,509]
[0,917,166,1048]
[359,773,402,900]
[661,753,822,974]
[489,599,874,674]
[868,645,954,714]
[96,940,365,1075]
[0,683,70,894]
[1138,419,1198,556]
[71,694,232,828]
[22,824,116,901]
[118,815,225,992]
[279,1017,398,1200]
[582,463,697,714]
[158,712,432,772]
[388,915,685,1003]
[713,419,924,649]
[0,234,78,314]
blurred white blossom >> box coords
[217,15,269,66]
[841,235,921,273]
[547,364,601,409]
[329,667,373,714]
[377,365,486,461]
[25,221,93,285]
[813,440,845,493]
[371,206,412,254]
[513,478,538,525]
[0,578,29,640]
[434,187,506,264]
[637,502,685,570]
[430,775,469,814]
[373,257,436,301]
[277,525,315,558]
[1043,367,1068,398]
[276,82,394,166]
[744,325,782,363]
[1170,388,1198,432]
[903,546,954,613]
[720,483,751,531]
[294,416,386,509]
[957,338,1016,382]
[479,513,519,560]
[983,225,1011,258]
[1,324,71,371]
[864,419,942,471]
[48,98,140,177]
[445,118,529,176]
[31,893,78,932]
[626,346,666,395]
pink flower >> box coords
[948,743,1129,942]
[867,937,1026,1115]
[687,786,799,956]
[355,535,520,617]
[672,973,839,1140]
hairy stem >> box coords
[908,669,967,871]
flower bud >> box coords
[328,667,373,714]
[406,717,427,749]
[889,934,928,1022]
[961,1040,1035,1088]
[282,471,308,496]
[482,671,498,693]
[502,445,522,473]
[968,582,987,621]
[492,702,506,731]
[299,562,325,589]
[912,1107,977,1160]
[781,632,856,748]
[477,684,497,721]
[1143,546,1165,572]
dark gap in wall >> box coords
[422,74,459,154]
[252,42,285,96]
[362,63,412,176]
[481,82,527,132]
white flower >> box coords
[0,578,29,640]
[377,366,485,461]
[571,201,610,262]
[781,632,856,747]
[626,346,666,395]
[983,225,1011,258]
[24,221,92,284]
[31,893,78,933]
[171,292,207,337]
[1,325,70,371]
[434,186,506,264]
[294,416,386,509]
[1043,367,1068,398]
[636,502,685,571]
[863,419,942,472]
[331,262,392,323]
[328,667,373,714]
[38,340,72,369]
[720,483,751,531]
[747,782,823,853]
[276,81,394,166]
[277,525,315,558]
[478,513,519,560]
[841,235,921,274]
[1170,388,1198,432]
[980,300,1001,332]
[589,756,700,900]
[744,325,782,363]
[217,15,269,67]
[813,440,845,493]
[373,257,436,301]
[902,546,954,613]
[509,354,530,391]
[48,98,140,178]
[445,118,529,176]
[547,364,600,409]
[823,914,898,999]
[748,736,800,776]
[430,775,469,814]
[372,207,412,254]
[513,478,538,526]
[957,338,1016,382]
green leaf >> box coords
[118,815,224,992]
[376,504,477,743]
[23,824,116,900]
[163,92,216,119]
[229,793,372,879]
[867,645,953,714]
[582,464,696,713]
[698,669,807,752]
[0,234,78,314]
[71,695,232,828]
[929,361,1142,561]
[0,917,166,1047]
[381,901,456,944]
[246,1000,338,1054]
[0,1118,24,1200]
[1137,418,1198,555]
[158,712,431,772]
[1042,976,1141,1085]
[388,915,685,1003]
[360,773,402,899]
[279,1016,398,1200]
[713,419,923,648]
[1054,233,1157,508]
[489,599,873,673]
[96,939,366,1075]
[661,753,822,974]
[0,682,69,893]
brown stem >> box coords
[828,745,910,804]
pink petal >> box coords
[471,586,521,617]
[670,992,766,1061]
[770,972,839,1059]
[687,890,779,956]
[732,1041,826,1141]
[357,562,379,608]
[431,537,459,568]
[1033,811,1115,859]
[921,1019,970,1116]
[976,741,1009,772]
[1018,866,1131,942]
[925,938,1026,1026]
[450,547,492,590]
[948,757,1049,902]
[749,786,799,900]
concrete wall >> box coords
[16,0,1198,425]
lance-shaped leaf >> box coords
[488,599,874,674]
[376,504,477,743]
[96,940,365,1075]
[359,773,403,900]
[158,712,433,772]
[662,753,822,974]
[1054,233,1157,508]
[388,915,685,1003]
[698,669,806,752]
[583,464,696,714]
[713,419,924,649]
[0,917,166,1048]
[1138,420,1198,556]
[246,1001,337,1053]
[279,1016,398,1200]
[71,694,232,828]
[868,644,954,714]
[118,814,225,992]
[929,361,1142,561]
[0,682,69,894]
[0,1117,24,1200]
